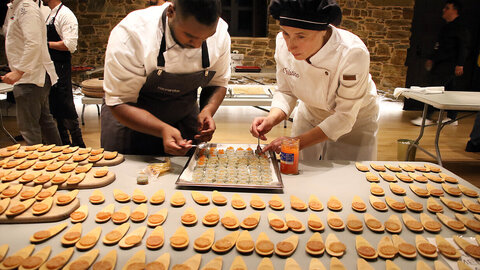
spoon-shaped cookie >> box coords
[305,232,325,256]
[39,247,74,270]
[384,214,402,234]
[103,223,130,245]
[145,253,169,270]
[255,232,274,256]
[325,233,346,257]
[356,235,378,260]
[415,235,438,259]
[76,226,102,251]
[150,189,165,204]
[435,235,461,259]
[235,230,255,254]
[193,228,214,252]
[377,236,398,259]
[420,213,442,233]
[274,234,298,257]
[63,249,99,270]
[30,222,67,243]
[18,246,51,270]
[392,235,416,259]
[268,194,284,210]
[145,226,165,250]
[212,231,239,253]
[95,203,114,223]
[240,212,260,230]
[147,208,168,227]
[118,226,146,249]
[170,226,189,249]
[61,223,82,246]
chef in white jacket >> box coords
[102,0,230,155]
[251,0,379,161]
[2,0,61,145]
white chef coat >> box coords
[5,0,57,87]
[2,0,48,36]
[45,3,78,53]
[272,25,379,160]
[103,4,231,106]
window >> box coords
[221,0,268,37]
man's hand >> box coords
[195,110,215,142]
[425,60,433,71]
[250,116,275,141]
[455,66,464,76]
[161,125,192,155]
[0,70,24,85]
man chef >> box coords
[43,0,86,147]
[101,0,230,155]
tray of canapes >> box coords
[176,144,283,189]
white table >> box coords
[0,157,479,269]
[0,83,16,143]
[402,91,480,166]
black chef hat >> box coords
[269,0,342,30]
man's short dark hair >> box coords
[446,0,463,13]
[174,0,222,26]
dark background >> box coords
[404,0,480,110]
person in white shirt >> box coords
[1,0,47,36]
[1,0,61,145]
[43,0,85,148]
[250,0,379,161]
[102,0,231,155]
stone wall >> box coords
[64,0,148,67]
[232,0,415,92]
[66,0,413,92]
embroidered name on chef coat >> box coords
[343,75,356,81]
[282,68,299,78]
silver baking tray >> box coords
[176,143,283,190]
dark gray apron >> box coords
[46,4,77,119]
[101,9,215,155]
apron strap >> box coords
[157,7,210,69]
[45,3,63,24]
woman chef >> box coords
[251,0,379,161]
[101,0,230,155]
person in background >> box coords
[43,0,85,147]
[1,0,61,145]
[102,0,230,155]
[465,113,480,152]
[250,0,379,161]
[410,0,470,126]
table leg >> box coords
[81,104,85,125]
[407,103,429,160]
[0,107,17,144]
[434,110,446,166]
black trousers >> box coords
[426,62,458,120]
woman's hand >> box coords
[250,117,275,141]
[262,136,292,154]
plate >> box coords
[176,143,283,190]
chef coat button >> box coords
[325,71,328,76]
